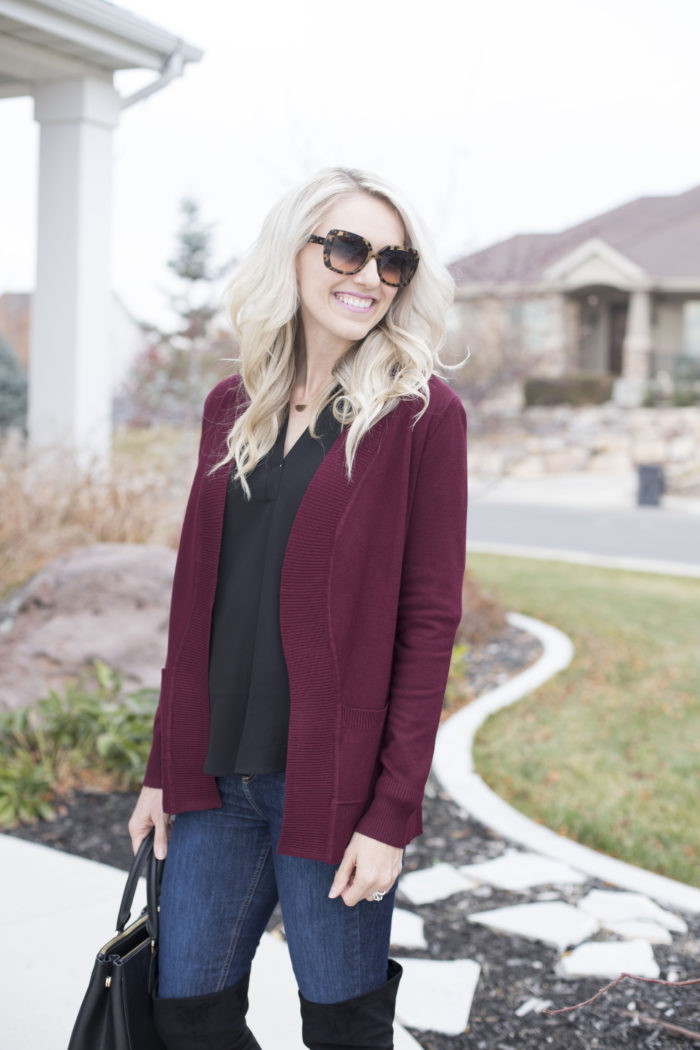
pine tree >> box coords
[0,333,27,432]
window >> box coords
[510,300,554,352]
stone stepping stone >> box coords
[395,958,481,1036]
[459,849,586,890]
[391,908,428,950]
[604,919,672,945]
[578,890,688,934]
[556,939,660,979]
[398,863,477,905]
[468,901,599,951]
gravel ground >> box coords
[5,622,699,1048]
[403,780,700,1049]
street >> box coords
[467,500,700,572]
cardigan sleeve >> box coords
[354,394,468,847]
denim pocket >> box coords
[333,704,388,804]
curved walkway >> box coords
[433,610,700,916]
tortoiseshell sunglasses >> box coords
[308,229,420,288]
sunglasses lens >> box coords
[378,249,417,287]
[328,232,369,273]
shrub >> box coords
[0,427,195,599]
[0,662,158,826]
[524,372,614,407]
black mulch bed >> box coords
[6,622,700,1048]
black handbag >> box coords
[67,828,167,1050]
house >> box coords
[449,184,700,403]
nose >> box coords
[354,257,381,288]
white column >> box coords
[622,289,652,383]
[29,76,120,465]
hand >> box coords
[328,831,403,908]
[128,785,170,860]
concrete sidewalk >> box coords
[0,835,420,1050]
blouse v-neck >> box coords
[204,391,344,775]
[281,391,340,462]
[281,411,306,462]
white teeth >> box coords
[336,293,373,309]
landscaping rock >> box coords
[578,890,688,934]
[555,939,660,980]
[398,862,478,905]
[0,543,175,710]
[604,920,672,945]
[468,900,599,951]
[468,404,700,496]
[395,958,481,1036]
[390,909,428,950]
[459,849,587,891]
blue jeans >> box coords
[157,773,398,1004]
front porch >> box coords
[0,0,202,464]
[567,285,700,395]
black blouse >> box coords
[204,393,344,775]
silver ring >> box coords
[371,890,386,902]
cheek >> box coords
[379,288,399,316]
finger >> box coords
[128,817,152,856]
[153,815,169,860]
[341,881,367,907]
[328,853,356,899]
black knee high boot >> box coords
[153,971,261,1050]
[298,960,402,1050]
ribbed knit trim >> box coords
[277,413,389,858]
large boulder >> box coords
[0,543,176,711]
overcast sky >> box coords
[1,0,699,325]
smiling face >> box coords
[295,191,406,358]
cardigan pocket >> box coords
[333,704,388,805]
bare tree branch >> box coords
[544,972,700,1016]
[622,1009,700,1042]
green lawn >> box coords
[468,553,700,887]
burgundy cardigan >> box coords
[144,372,468,864]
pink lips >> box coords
[334,292,375,314]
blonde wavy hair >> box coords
[217,167,457,498]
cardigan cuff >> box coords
[354,791,421,849]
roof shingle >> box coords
[450,184,700,283]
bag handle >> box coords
[116,828,164,935]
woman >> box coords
[128,167,468,1050]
